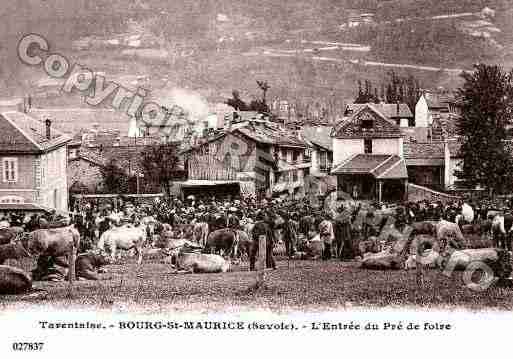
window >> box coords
[2,157,18,182]
[408,118,416,127]
[319,151,327,171]
[223,153,232,168]
[293,170,298,182]
[292,150,299,163]
[362,119,373,129]
[281,148,287,159]
[364,139,372,154]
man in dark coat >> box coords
[249,212,276,271]
[334,205,352,259]
[281,212,297,258]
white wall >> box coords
[333,138,363,165]
[373,138,401,156]
[447,158,463,187]
[415,95,429,128]
[311,150,319,173]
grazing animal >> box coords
[97,224,145,264]
[0,265,32,294]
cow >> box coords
[170,251,231,274]
[491,213,513,250]
[0,226,24,246]
[0,265,32,294]
[75,251,111,280]
[21,226,80,259]
[97,224,145,265]
[203,228,239,257]
[193,222,209,247]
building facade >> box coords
[180,119,310,199]
[331,104,409,202]
[0,111,71,212]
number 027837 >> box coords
[11,342,45,351]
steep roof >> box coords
[331,154,407,179]
[346,103,413,118]
[403,142,445,159]
[423,92,454,110]
[235,121,307,148]
[332,104,402,139]
[300,126,333,151]
[0,111,71,153]
[431,113,461,139]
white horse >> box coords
[97,224,146,265]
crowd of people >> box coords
[1,193,511,268]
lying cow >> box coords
[0,265,32,294]
[169,247,230,273]
[75,251,111,280]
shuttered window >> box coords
[2,157,18,183]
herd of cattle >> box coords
[1,201,513,295]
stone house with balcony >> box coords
[0,111,71,212]
[180,118,309,199]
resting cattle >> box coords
[75,251,110,280]
[97,224,145,264]
[169,248,231,273]
[0,227,23,245]
[0,265,32,294]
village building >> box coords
[414,91,462,141]
[332,104,409,202]
[66,128,162,195]
[179,114,310,199]
[0,111,71,212]
[300,126,336,196]
[332,101,466,202]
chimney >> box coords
[45,119,52,140]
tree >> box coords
[354,79,379,103]
[226,90,248,111]
[140,143,183,195]
[256,80,270,104]
[100,159,129,194]
[455,64,513,195]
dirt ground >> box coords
[1,256,513,312]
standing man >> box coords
[281,211,297,258]
[334,205,352,259]
[249,211,276,271]
[319,212,335,260]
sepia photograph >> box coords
[1,0,513,357]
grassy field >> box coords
[2,256,513,312]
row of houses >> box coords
[0,88,464,212]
